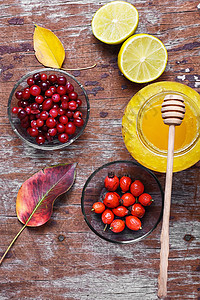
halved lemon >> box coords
[91,1,139,45]
[118,34,168,83]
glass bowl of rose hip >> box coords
[81,160,164,244]
[8,68,89,150]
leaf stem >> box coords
[0,223,27,265]
[61,63,97,71]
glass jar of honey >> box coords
[122,81,200,172]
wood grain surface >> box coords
[0,0,200,299]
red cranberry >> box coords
[73,117,84,127]
[57,86,66,96]
[45,132,53,142]
[73,111,82,118]
[76,99,82,107]
[68,100,77,111]
[12,107,19,114]
[42,98,53,111]
[25,106,31,114]
[40,111,49,120]
[48,128,57,137]
[36,119,44,127]
[31,102,39,110]
[31,109,40,115]
[29,114,36,120]
[33,73,41,82]
[58,133,69,143]
[57,76,67,85]
[15,91,23,100]
[22,90,31,100]
[52,94,60,103]
[18,100,22,107]
[57,108,66,115]
[27,78,35,86]
[41,124,48,132]
[41,81,50,92]
[31,120,38,128]
[30,85,41,96]
[45,89,53,97]
[36,134,45,144]
[18,109,27,120]
[36,113,41,119]
[65,82,74,93]
[61,100,68,110]
[49,108,58,118]
[59,115,68,124]
[56,123,65,133]
[69,91,78,100]
[50,86,57,94]
[40,73,47,81]
[37,80,42,88]
[49,74,57,83]
[65,110,73,118]
[35,95,44,104]
[65,122,76,135]
[13,76,83,145]
[61,95,69,102]
[21,101,29,108]
[46,117,56,128]
[29,127,39,137]
[52,104,59,110]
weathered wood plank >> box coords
[0,0,200,299]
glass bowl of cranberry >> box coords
[8,68,89,150]
[81,160,164,244]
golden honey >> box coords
[122,82,200,172]
[141,97,198,152]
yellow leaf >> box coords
[33,24,65,68]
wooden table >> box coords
[0,0,199,299]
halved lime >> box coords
[118,34,168,83]
[92,1,139,45]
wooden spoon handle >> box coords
[158,125,175,298]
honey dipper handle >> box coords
[158,125,175,298]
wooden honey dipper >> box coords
[158,94,185,298]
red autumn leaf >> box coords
[0,163,76,265]
[16,163,76,226]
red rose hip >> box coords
[126,216,142,231]
[92,202,105,214]
[103,192,120,208]
[110,219,125,233]
[138,193,153,206]
[130,180,144,197]
[101,209,114,225]
[120,176,132,193]
[104,172,119,192]
[131,203,145,218]
[120,193,136,207]
[112,206,129,217]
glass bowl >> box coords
[81,160,164,244]
[8,68,89,150]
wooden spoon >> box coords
[158,94,185,298]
